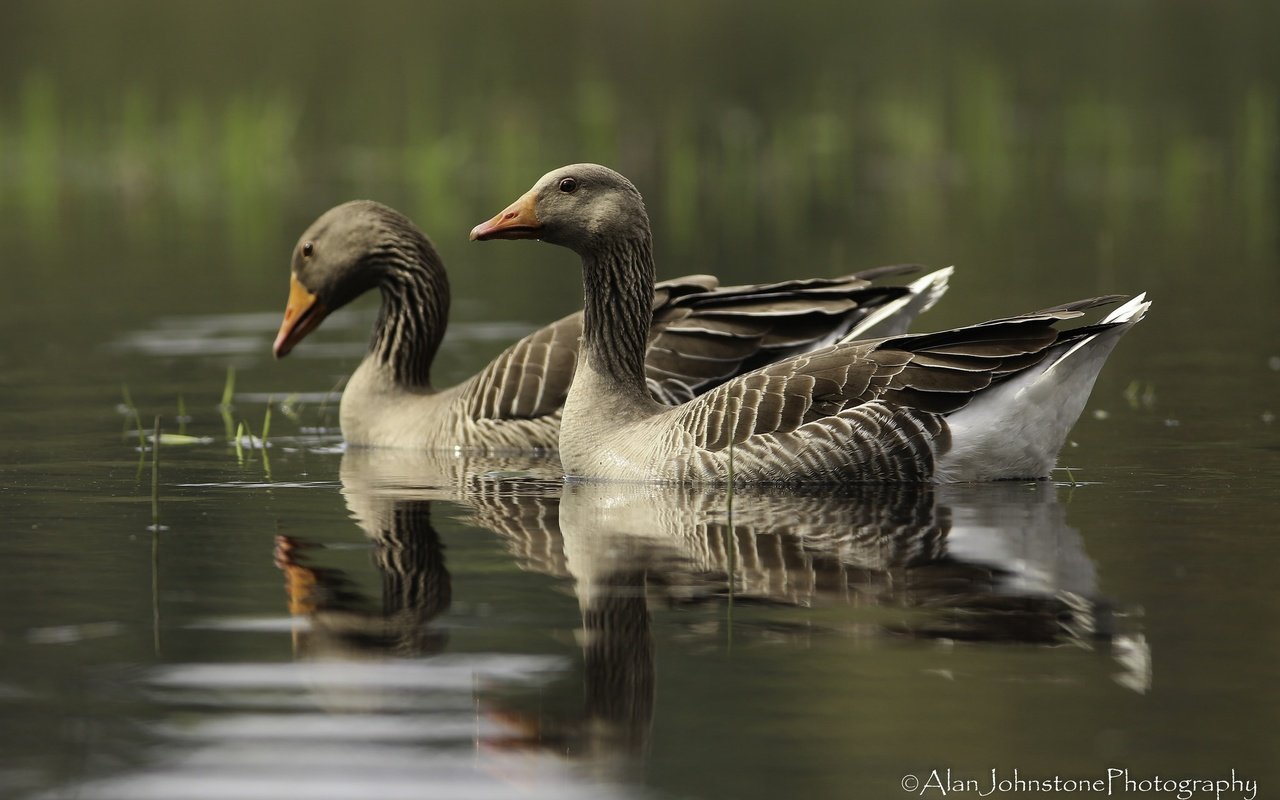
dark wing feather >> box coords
[678,296,1130,451]
[454,269,958,425]
[652,274,720,309]
[646,272,914,404]
[877,296,1131,411]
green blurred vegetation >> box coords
[0,0,1275,274]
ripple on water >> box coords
[48,654,632,800]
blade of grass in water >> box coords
[152,429,162,656]
[121,384,146,450]
[122,384,147,479]
[221,405,235,443]
[220,365,236,410]
[150,415,163,655]
[261,397,272,443]
[120,383,136,434]
[150,416,161,528]
[234,421,245,463]
[260,400,273,479]
[241,419,258,452]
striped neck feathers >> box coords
[368,232,450,389]
[580,235,655,397]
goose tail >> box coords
[935,293,1150,482]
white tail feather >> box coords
[1045,293,1150,378]
[936,294,1151,482]
[843,266,954,341]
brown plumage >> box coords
[471,164,1150,482]
[272,200,951,450]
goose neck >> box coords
[369,240,449,389]
[580,236,655,397]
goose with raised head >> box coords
[471,164,1151,483]
[273,200,951,450]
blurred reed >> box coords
[0,60,1273,270]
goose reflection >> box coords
[499,482,1149,754]
[279,452,1147,762]
[274,448,563,662]
[275,500,452,659]
[552,481,1126,646]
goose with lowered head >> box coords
[272,200,951,451]
[470,163,1150,482]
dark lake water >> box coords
[2,2,1278,798]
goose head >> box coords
[469,163,650,255]
[273,201,435,358]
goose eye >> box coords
[558,178,578,193]
[302,242,314,259]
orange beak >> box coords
[272,274,329,359]
[469,190,542,241]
